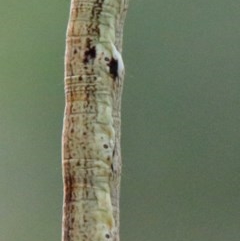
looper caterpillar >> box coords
[61,1,129,241]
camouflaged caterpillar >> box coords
[61,1,128,241]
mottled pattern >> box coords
[62,1,128,241]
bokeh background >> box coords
[1,0,240,240]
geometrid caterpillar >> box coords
[61,1,129,241]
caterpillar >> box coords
[61,1,128,241]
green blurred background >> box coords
[1,0,240,240]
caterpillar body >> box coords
[62,1,128,241]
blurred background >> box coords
[1,0,240,240]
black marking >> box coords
[108,58,118,80]
[112,145,116,157]
[83,46,96,64]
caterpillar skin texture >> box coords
[61,1,128,241]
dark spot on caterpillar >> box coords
[111,164,114,172]
[104,57,110,62]
[73,49,77,54]
[112,147,116,157]
[83,46,96,64]
[108,58,118,80]
[103,144,108,149]
[105,234,110,239]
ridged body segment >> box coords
[62,1,128,241]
